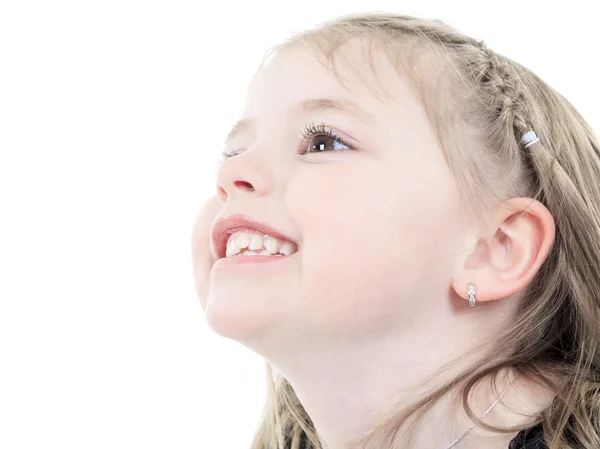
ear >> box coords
[452,198,556,305]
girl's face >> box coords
[191,39,467,352]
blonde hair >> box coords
[247,12,600,449]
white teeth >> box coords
[264,236,280,255]
[224,229,298,258]
[248,234,263,250]
[240,250,260,256]
[279,241,294,256]
[236,231,250,249]
[226,235,237,257]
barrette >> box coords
[521,130,540,148]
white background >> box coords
[1,1,598,448]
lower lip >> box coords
[211,251,298,271]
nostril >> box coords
[234,180,254,191]
[216,186,227,199]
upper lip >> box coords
[210,213,298,260]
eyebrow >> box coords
[223,97,374,145]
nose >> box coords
[215,152,272,201]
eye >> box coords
[215,121,353,168]
[300,122,352,155]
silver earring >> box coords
[468,282,476,307]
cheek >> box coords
[286,164,456,336]
[287,167,412,332]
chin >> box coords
[204,291,281,343]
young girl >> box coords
[191,12,600,449]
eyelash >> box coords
[217,121,352,166]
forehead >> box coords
[241,38,417,121]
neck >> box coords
[256,317,553,449]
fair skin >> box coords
[191,39,556,448]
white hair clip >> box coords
[521,131,540,148]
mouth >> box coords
[210,214,299,261]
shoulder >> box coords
[508,422,546,449]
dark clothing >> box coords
[509,422,547,448]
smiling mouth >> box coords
[222,229,299,259]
